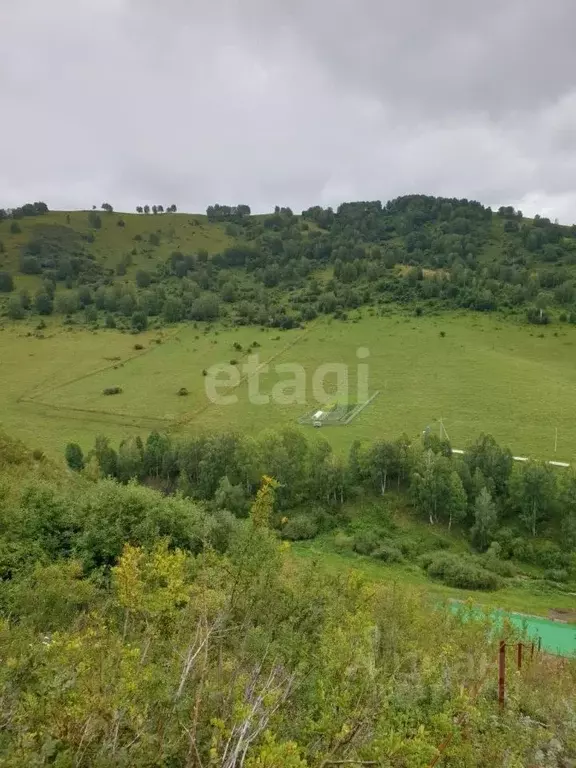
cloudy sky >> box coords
[2,0,576,221]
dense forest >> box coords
[1,196,576,329]
[0,430,575,766]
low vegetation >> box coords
[0,431,575,766]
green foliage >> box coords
[419,551,503,590]
[0,271,14,292]
[135,269,151,288]
[6,297,24,319]
[131,310,148,332]
[509,462,557,536]
[64,442,84,471]
[470,487,498,550]
[281,514,319,541]
[0,193,573,331]
[34,291,53,315]
[0,424,574,764]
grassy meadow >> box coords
[2,309,576,461]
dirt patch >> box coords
[548,608,576,623]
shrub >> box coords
[10,221,21,234]
[136,270,151,288]
[32,448,45,461]
[419,552,502,591]
[103,387,122,396]
[131,311,148,332]
[65,443,85,472]
[134,344,144,351]
[481,555,516,578]
[333,532,354,552]
[0,271,14,292]
[352,530,381,556]
[177,387,189,397]
[373,544,404,563]
[34,292,53,315]
[544,568,569,583]
[6,297,25,320]
[282,515,319,541]
[532,542,570,570]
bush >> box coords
[544,568,569,583]
[177,387,189,397]
[131,311,148,332]
[352,530,381,556]
[103,387,122,396]
[136,270,151,288]
[333,532,354,552]
[134,343,144,351]
[10,221,21,234]
[419,552,502,591]
[372,544,404,563]
[281,515,319,541]
[65,443,85,472]
[6,297,25,320]
[0,271,14,292]
[481,555,516,578]
[532,542,570,570]
[34,293,53,315]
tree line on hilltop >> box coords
[2,195,576,328]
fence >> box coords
[427,638,543,767]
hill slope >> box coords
[1,196,576,328]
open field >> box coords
[2,310,576,460]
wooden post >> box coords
[517,642,522,670]
[530,642,535,660]
[498,640,506,709]
[538,637,542,654]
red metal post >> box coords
[517,642,522,670]
[498,640,506,709]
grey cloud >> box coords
[1,0,576,222]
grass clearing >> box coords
[292,540,576,619]
[3,311,576,459]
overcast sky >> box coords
[2,0,576,221]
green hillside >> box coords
[1,197,576,330]
[1,199,576,764]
